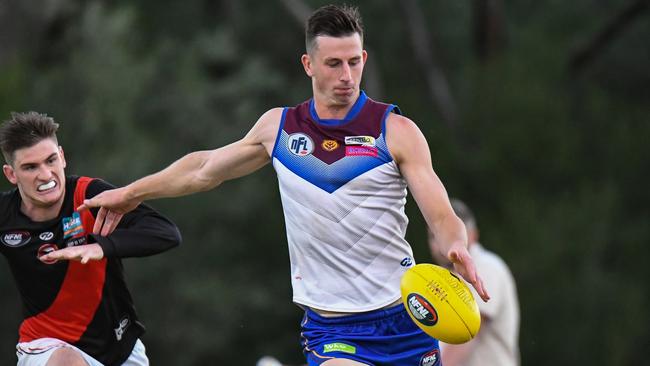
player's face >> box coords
[302,33,367,107]
[2,138,67,216]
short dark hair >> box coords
[306,4,364,54]
[0,111,59,165]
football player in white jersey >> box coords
[80,4,489,366]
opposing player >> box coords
[0,111,181,365]
[80,5,488,365]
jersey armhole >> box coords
[270,107,288,160]
[381,105,400,163]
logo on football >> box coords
[407,293,438,326]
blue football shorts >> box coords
[300,303,441,366]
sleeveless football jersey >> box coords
[271,91,415,312]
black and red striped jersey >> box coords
[0,176,181,365]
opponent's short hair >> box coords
[450,198,477,231]
[306,4,364,54]
[0,111,59,165]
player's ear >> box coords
[3,164,17,185]
[362,49,368,64]
[301,54,313,77]
[59,146,67,169]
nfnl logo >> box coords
[2,231,31,247]
[407,293,438,326]
[287,133,314,156]
[420,349,440,366]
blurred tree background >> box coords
[0,0,648,364]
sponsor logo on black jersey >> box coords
[65,236,87,248]
[37,243,59,264]
[39,232,54,241]
[115,316,130,341]
[62,212,84,239]
[420,349,440,366]
[287,133,314,156]
[2,231,31,247]
[407,293,438,326]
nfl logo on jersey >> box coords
[287,133,314,156]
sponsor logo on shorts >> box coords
[407,293,438,326]
[39,232,54,241]
[401,257,413,267]
[420,349,440,366]
[37,244,59,264]
[321,139,339,152]
[287,133,314,156]
[62,212,84,238]
[345,146,378,157]
[323,342,357,354]
[344,136,376,146]
[2,231,31,247]
[115,316,130,341]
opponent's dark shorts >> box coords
[301,303,441,366]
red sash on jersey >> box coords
[19,176,108,343]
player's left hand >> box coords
[447,243,490,302]
[39,244,105,264]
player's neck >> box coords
[20,199,64,222]
[312,92,360,120]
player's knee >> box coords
[46,347,89,366]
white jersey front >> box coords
[271,92,415,312]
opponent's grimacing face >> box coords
[302,33,367,106]
[2,138,67,214]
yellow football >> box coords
[401,263,481,344]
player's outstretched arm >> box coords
[386,113,489,302]
[80,108,282,235]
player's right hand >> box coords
[77,187,141,236]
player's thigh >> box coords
[321,359,370,366]
[45,348,89,366]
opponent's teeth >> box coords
[38,181,56,191]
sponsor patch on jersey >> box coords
[401,257,413,267]
[420,349,440,366]
[37,243,59,264]
[2,231,31,247]
[321,139,339,152]
[39,232,54,241]
[65,236,87,248]
[323,342,357,354]
[407,293,438,326]
[287,133,314,156]
[344,135,376,146]
[345,146,378,157]
[62,212,84,238]
[114,316,130,341]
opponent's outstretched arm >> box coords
[386,113,490,302]
[80,108,281,235]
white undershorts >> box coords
[16,337,148,366]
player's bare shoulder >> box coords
[385,112,428,165]
[245,108,284,156]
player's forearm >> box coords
[127,150,218,201]
[430,213,468,258]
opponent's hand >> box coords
[77,187,140,236]
[39,244,104,264]
[447,243,490,302]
